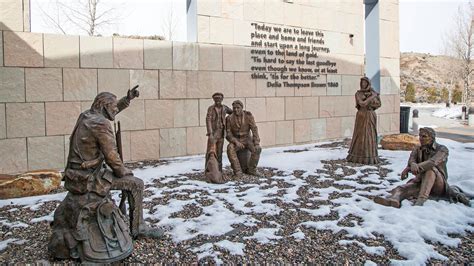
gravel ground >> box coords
[0,142,473,264]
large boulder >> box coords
[381,134,419,151]
[0,170,62,199]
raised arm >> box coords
[117,85,140,113]
[117,96,130,113]
[224,105,233,115]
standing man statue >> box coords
[205,92,232,173]
[226,100,261,178]
[49,87,161,262]
[374,127,471,208]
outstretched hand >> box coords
[127,85,140,100]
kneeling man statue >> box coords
[49,86,161,263]
[375,127,471,208]
[226,100,262,178]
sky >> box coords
[400,0,469,55]
[31,0,469,55]
[31,0,188,41]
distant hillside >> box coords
[400,52,462,103]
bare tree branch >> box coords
[443,1,474,108]
[37,0,69,34]
[36,0,125,36]
[160,3,180,41]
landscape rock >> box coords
[0,170,62,199]
[380,134,419,151]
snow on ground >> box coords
[0,192,67,209]
[432,106,463,120]
[0,238,27,252]
[402,103,446,109]
[0,139,473,264]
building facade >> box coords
[0,0,400,174]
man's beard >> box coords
[104,107,116,121]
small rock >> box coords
[380,134,419,151]
[0,170,62,199]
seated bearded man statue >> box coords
[226,100,262,178]
[49,87,162,263]
[374,127,472,208]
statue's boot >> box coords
[246,146,262,176]
[415,172,436,206]
[457,193,472,207]
[137,224,165,239]
[448,185,472,207]
[374,188,403,208]
[124,187,163,239]
[228,145,243,178]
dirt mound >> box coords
[400,52,461,103]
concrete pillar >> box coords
[0,0,31,32]
[186,0,197,42]
[365,0,380,93]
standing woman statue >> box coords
[346,77,382,164]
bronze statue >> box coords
[49,87,161,263]
[374,127,471,208]
[205,140,227,183]
[226,100,261,178]
[347,77,381,164]
[205,93,232,183]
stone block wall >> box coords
[0,0,400,174]
[0,0,30,32]
[195,0,400,139]
[378,0,401,135]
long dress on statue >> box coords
[346,86,381,164]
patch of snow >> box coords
[0,192,66,208]
[364,260,377,266]
[417,124,438,129]
[215,240,245,256]
[147,197,256,243]
[192,243,223,264]
[334,179,385,189]
[258,144,348,176]
[432,106,462,120]
[272,175,306,204]
[338,239,385,255]
[291,228,305,240]
[0,238,27,252]
[300,205,331,216]
[30,211,54,223]
[334,168,344,175]
[0,219,29,228]
[244,227,283,244]
[218,185,282,215]
[309,187,350,201]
